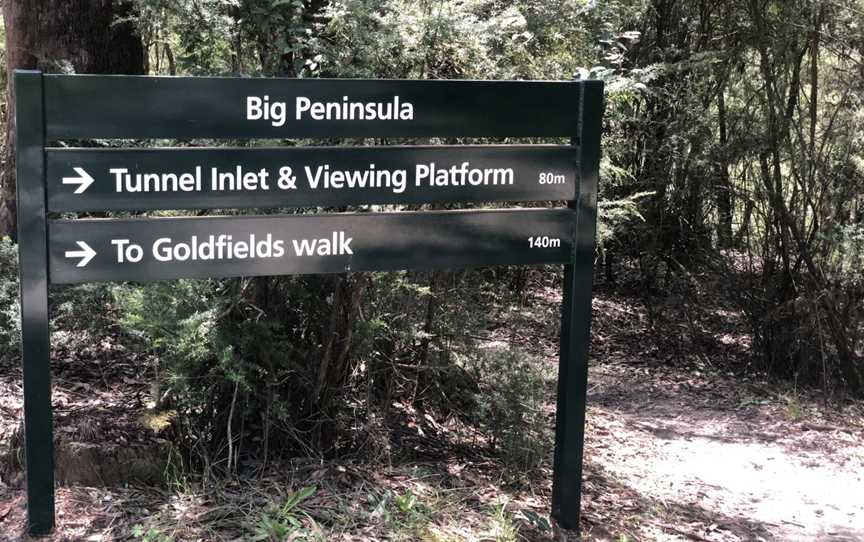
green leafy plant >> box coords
[251,485,318,541]
[131,524,174,542]
[373,488,434,539]
[521,509,551,532]
[781,391,804,422]
[393,491,418,515]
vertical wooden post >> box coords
[14,69,55,536]
[551,79,603,532]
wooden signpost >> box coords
[14,70,603,535]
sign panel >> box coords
[43,76,581,139]
[48,209,576,284]
[46,145,576,212]
[18,70,602,536]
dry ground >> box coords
[1,275,863,541]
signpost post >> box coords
[14,71,603,536]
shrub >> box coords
[0,237,20,361]
[468,348,553,472]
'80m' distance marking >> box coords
[538,172,567,184]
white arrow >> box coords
[65,241,97,267]
[62,167,95,194]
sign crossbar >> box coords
[46,145,577,212]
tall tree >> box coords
[0,0,145,238]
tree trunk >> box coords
[416,271,442,368]
[310,273,369,453]
[714,90,733,248]
[0,0,145,238]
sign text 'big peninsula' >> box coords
[44,77,581,138]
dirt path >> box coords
[581,289,864,541]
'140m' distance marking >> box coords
[529,236,562,248]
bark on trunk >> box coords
[310,273,369,453]
[0,0,145,238]
[715,90,733,248]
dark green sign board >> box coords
[46,146,576,212]
[44,76,581,138]
[49,209,575,284]
[15,70,602,536]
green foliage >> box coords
[0,238,116,363]
[781,391,804,422]
[133,0,603,81]
[467,348,553,472]
[0,238,20,359]
[823,225,864,287]
[353,269,502,412]
[485,500,519,541]
[251,486,321,541]
[130,524,174,542]
[113,278,291,465]
[115,279,228,366]
[392,490,419,515]
[520,508,551,532]
[4,0,857,494]
[135,0,238,75]
[385,489,433,536]
[223,0,597,81]
[582,0,864,393]
[319,0,523,79]
[51,281,117,338]
[597,189,652,250]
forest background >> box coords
[0,1,862,540]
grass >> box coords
[381,489,436,540]
[250,486,322,541]
[109,460,554,542]
[484,500,519,541]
